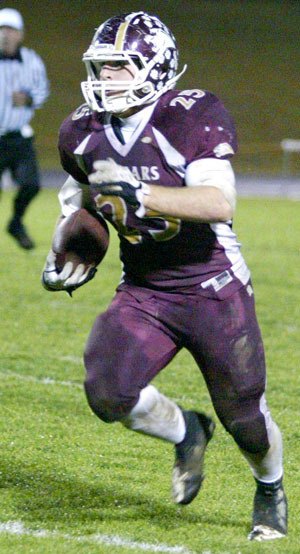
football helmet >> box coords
[81,11,187,114]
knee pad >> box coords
[218,393,270,454]
[84,378,137,423]
[228,412,270,453]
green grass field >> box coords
[0,190,299,554]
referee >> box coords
[0,8,49,249]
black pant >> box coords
[0,132,40,221]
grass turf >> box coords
[0,189,299,553]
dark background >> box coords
[6,0,300,174]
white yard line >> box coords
[0,370,82,389]
[0,520,193,554]
[0,370,194,408]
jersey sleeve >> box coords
[57,109,99,215]
[190,92,237,162]
[157,90,237,165]
[58,111,91,185]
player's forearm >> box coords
[143,185,234,223]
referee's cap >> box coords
[0,8,24,31]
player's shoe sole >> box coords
[248,478,287,541]
[172,410,215,505]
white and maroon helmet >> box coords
[81,11,186,114]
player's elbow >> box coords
[218,198,234,221]
[205,189,235,222]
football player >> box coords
[42,12,287,541]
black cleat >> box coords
[172,410,215,505]
[248,478,288,541]
[7,220,35,250]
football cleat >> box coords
[248,478,287,541]
[172,410,215,505]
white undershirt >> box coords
[116,103,157,142]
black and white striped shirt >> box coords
[0,46,49,135]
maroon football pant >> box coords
[84,283,270,454]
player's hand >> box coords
[41,249,97,295]
[88,158,150,217]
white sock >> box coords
[241,395,283,483]
[122,385,186,443]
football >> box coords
[53,208,110,271]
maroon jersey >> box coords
[58,89,250,294]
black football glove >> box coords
[88,158,150,217]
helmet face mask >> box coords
[81,11,186,114]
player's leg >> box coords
[188,284,287,540]
[0,138,10,202]
[84,288,184,433]
[8,136,40,249]
[241,405,287,542]
[84,288,214,503]
[124,384,215,505]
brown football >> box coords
[53,208,110,271]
